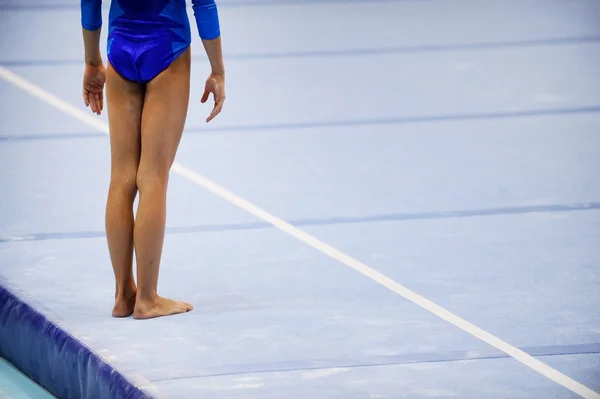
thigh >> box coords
[138,47,191,176]
[105,62,145,178]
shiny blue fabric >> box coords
[192,0,220,40]
[81,0,220,83]
[81,0,103,30]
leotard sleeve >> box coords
[191,0,221,40]
[81,0,102,30]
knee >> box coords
[136,169,169,193]
[110,169,138,198]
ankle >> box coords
[136,290,158,303]
[115,281,136,299]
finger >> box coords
[89,92,96,113]
[201,87,210,103]
[83,89,90,107]
[89,94,96,113]
[207,102,223,122]
[94,93,102,114]
[99,91,104,112]
[85,86,95,110]
[206,99,224,123]
[91,92,100,114]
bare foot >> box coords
[112,290,137,318]
[133,295,193,320]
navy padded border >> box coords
[0,284,152,399]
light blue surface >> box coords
[0,357,56,399]
[1,0,599,398]
[151,357,588,399]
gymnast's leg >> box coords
[104,62,143,317]
[132,47,194,320]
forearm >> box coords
[81,0,103,65]
[83,28,103,66]
[202,37,224,75]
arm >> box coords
[192,0,225,122]
[192,0,224,75]
[80,0,105,115]
[81,0,103,66]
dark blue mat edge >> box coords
[0,284,152,399]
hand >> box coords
[83,63,106,115]
[201,72,225,123]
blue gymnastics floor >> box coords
[1,0,600,398]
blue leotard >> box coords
[80,0,220,83]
